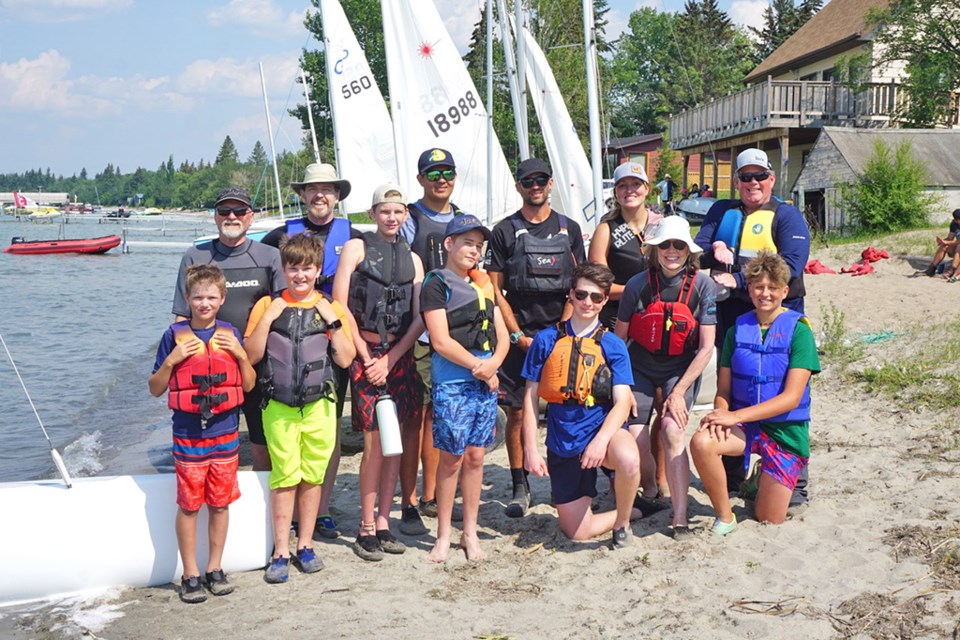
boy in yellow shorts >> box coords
[244,234,356,583]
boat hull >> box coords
[0,471,273,607]
[4,235,122,255]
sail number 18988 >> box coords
[426,91,478,137]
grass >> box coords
[817,303,864,367]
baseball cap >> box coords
[214,187,252,209]
[418,148,456,174]
[444,214,492,242]
[371,182,406,207]
[736,148,772,171]
[515,158,552,181]
[613,162,649,185]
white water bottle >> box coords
[376,392,403,457]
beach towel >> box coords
[804,259,836,275]
[840,260,875,277]
[860,247,889,263]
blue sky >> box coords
[0,0,767,177]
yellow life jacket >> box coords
[738,209,777,261]
[538,322,612,407]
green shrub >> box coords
[835,139,940,232]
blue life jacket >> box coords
[730,309,811,424]
[284,217,351,294]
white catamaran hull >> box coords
[0,471,273,607]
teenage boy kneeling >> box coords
[521,262,641,549]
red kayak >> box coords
[4,235,122,255]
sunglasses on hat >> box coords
[572,289,605,304]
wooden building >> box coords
[604,133,731,194]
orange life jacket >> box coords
[168,323,244,422]
[538,322,612,407]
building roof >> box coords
[743,0,888,84]
[605,133,663,151]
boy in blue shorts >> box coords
[149,264,257,603]
[244,234,356,582]
[521,262,641,549]
[420,215,509,562]
[692,251,821,535]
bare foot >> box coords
[459,533,486,561]
[427,535,451,563]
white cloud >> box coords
[729,0,768,31]
[436,0,483,54]
[0,0,131,23]
[207,0,307,38]
[176,53,301,98]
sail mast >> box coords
[514,0,529,159]
[485,0,494,224]
[497,0,529,160]
[300,67,322,164]
[582,0,603,219]
[259,61,285,218]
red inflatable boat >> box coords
[4,235,122,255]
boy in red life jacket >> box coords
[691,252,820,536]
[149,264,256,603]
[520,262,642,549]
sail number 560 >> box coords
[426,91,478,137]
[341,75,373,99]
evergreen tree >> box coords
[248,140,268,166]
[215,136,239,166]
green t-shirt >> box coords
[721,314,821,457]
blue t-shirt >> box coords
[153,321,243,439]
[400,200,457,246]
[521,321,634,457]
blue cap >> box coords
[418,148,456,174]
[444,214,492,242]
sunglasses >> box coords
[424,169,456,182]
[658,239,689,251]
[519,176,550,188]
[573,289,605,304]
[215,206,250,217]
[737,171,772,183]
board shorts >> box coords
[745,424,808,490]
[350,341,424,433]
[263,397,337,490]
[414,341,433,402]
[628,369,700,427]
[173,431,241,510]
[432,380,497,455]
[547,450,599,505]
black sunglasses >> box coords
[737,171,772,183]
[658,239,689,251]
[573,289,605,303]
[424,169,456,182]
[519,176,550,188]
[215,206,250,217]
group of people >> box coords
[150,146,819,604]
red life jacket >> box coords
[627,270,700,356]
[168,323,244,421]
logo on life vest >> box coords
[751,223,764,235]
[535,256,557,267]
[226,279,260,288]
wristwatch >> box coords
[326,319,343,330]
[509,331,524,344]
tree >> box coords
[248,141,268,166]
[866,0,960,127]
[215,136,239,166]
[750,0,822,63]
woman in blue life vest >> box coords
[614,216,718,540]
[691,252,820,536]
[332,183,426,562]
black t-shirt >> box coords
[950,220,960,236]
[420,275,448,312]
[260,215,363,249]
[487,210,586,333]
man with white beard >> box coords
[172,186,285,472]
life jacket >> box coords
[168,322,244,423]
[408,201,463,273]
[348,231,416,346]
[422,268,497,352]
[538,321,613,407]
[258,297,337,408]
[730,308,811,423]
[504,212,576,295]
[284,217,351,294]
[628,269,700,356]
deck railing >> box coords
[669,78,958,149]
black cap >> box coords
[515,158,551,181]
[214,187,252,208]
[444,214,492,242]
[418,148,456,174]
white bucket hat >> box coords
[290,163,352,200]
[643,215,702,254]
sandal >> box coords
[376,529,407,555]
[353,522,384,562]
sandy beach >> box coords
[4,231,960,639]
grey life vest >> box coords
[260,303,336,408]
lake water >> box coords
[0,213,219,482]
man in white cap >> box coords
[262,163,362,540]
[694,147,811,504]
[172,187,285,472]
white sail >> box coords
[321,0,397,213]
[381,0,520,222]
[518,24,597,240]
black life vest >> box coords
[538,321,613,407]
[259,299,336,408]
[408,201,463,273]
[284,217,352,294]
[168,322,244,423]
[628,269,701,356]
[504,212,576,295]
[423,268,497,352]
[348,232,416,346]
